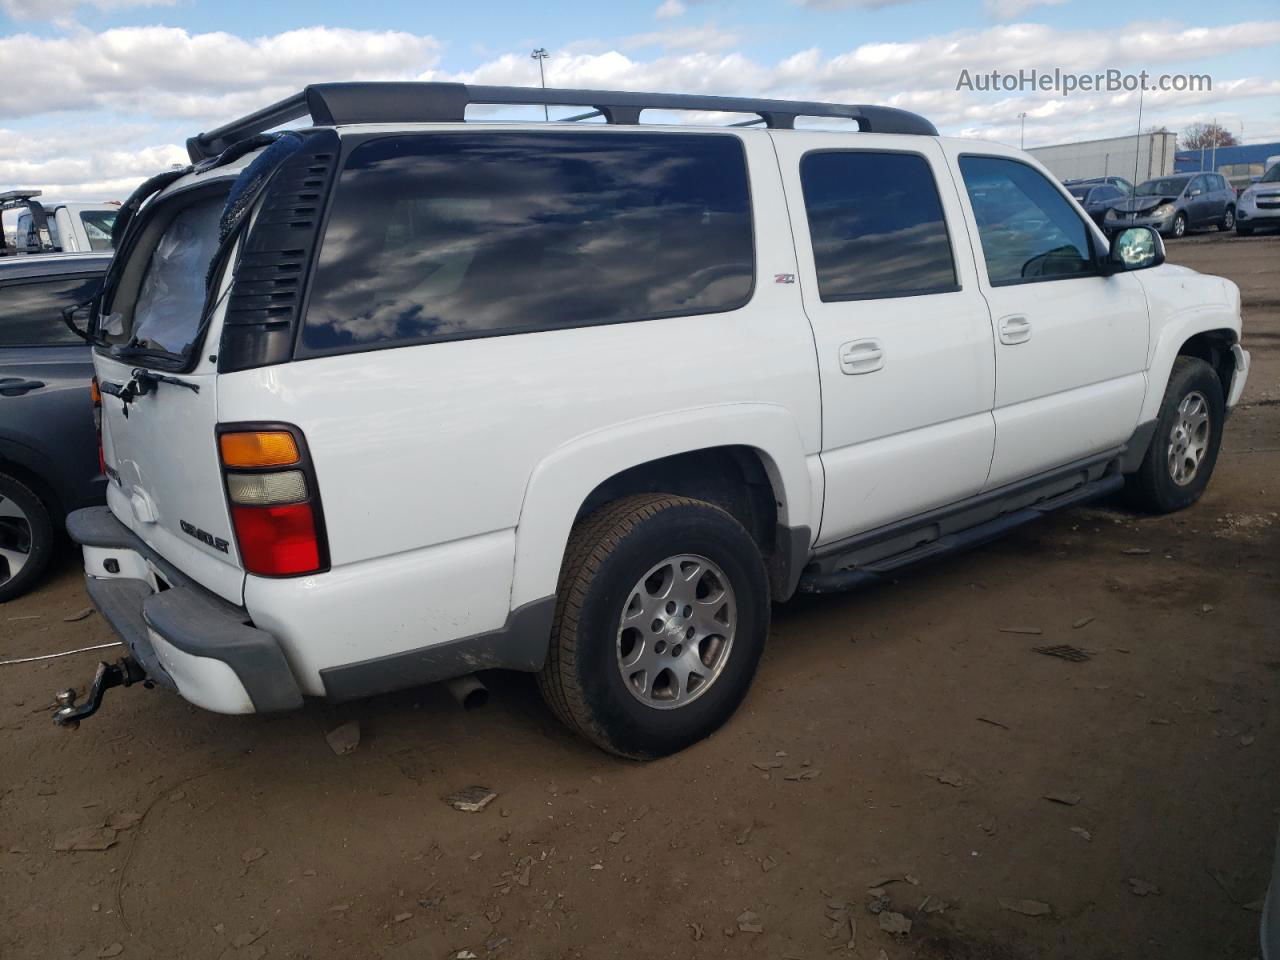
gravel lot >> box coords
[2,232,1277,960]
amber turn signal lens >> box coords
[219,431,300,468]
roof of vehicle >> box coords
[187,82,939,161]
[0,252,112,279]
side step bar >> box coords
[797,472,1123,595]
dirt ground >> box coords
[2,232,1277,960]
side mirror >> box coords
[1189,188,1202,197]
[61,296,100,345]
[1104,226,1165,274]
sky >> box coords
[1,0,1278,205]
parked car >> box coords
[57,83,1249,758]
[1,190,119,255]
[1067,182,1128,226]
[1106,173,1236,238]
[1064,175,1134,195]
[1236,162,1280,235]
[0,253,109,601]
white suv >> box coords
[57,83,1250,757]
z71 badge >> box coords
[180,519,230,554]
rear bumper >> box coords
[66,506,302,715]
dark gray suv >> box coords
[1106,172,1236,238]
[0,253,109,600]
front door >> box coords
[771,134,996,546]
[946,149,1150,489]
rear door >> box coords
[95,186,246,604]
[0,269,103,512]
[771,133,995,544]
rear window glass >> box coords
[302,131,754,354]
[0,275,100,346]
[799,151,957,301]
[129,194,223,356]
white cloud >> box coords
[655,0,686,18]
[3,18,1278,201]
[0,26,443,120]
[625,24,740,51]
[0,0,174,20]
[983,0,1066,21]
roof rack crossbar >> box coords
[562,109,604,122]
[186,82,938,161]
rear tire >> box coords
[538,494,770,759]
[1219,206,1236,231]
[1124,357,1225,514]
[0,472,56,603]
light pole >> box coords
[1017,112,1027,149]
[531,48,549,121]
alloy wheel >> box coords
[1167,391,1211,486]
[616,554,736,710]
[0,494,33,585]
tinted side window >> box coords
[959,156,1095,286]
[302,132,754,354]
[0,276,99,346]
[799,151,958,301]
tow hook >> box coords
[53,657,150,728]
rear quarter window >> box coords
[301,131,755,355]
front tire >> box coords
[1125,357,1225,514]
[0,472,56,603]
[1219,206,1236,232]
[538,494,770,759]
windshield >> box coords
[79,210,117,250]
[127,194,223,356]
[1261,164,1280,184]
[1136,177,1190,197]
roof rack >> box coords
[186,82,938,161]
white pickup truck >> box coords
[56,83,1249,758]
[1,190,118,254]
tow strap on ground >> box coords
[0,642,122,666]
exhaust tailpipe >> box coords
[446,674,489,711]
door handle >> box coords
[0,378,45,397]
[838,338,885,375]
[998,315,1032,345]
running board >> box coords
[797,472,1123,595]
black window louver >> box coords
[218,131,339,372]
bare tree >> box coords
[1180,122,1239,151]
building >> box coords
[1174,142,1280,191]
[1028,131,1177,185]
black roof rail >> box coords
[186,82,938,161]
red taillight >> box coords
[90,377,105,475]
[218,424,328,577]
[230,503,322,576]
